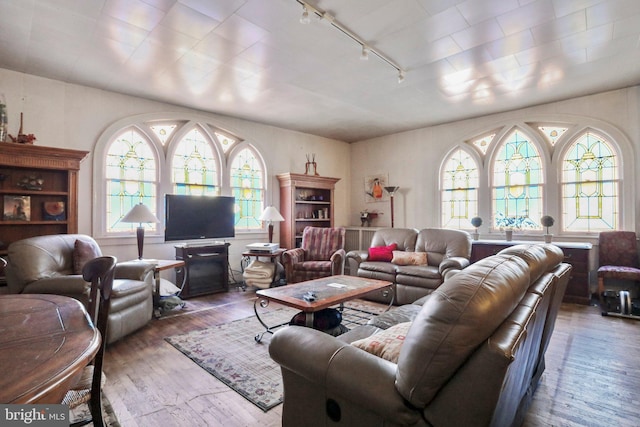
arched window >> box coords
[95,115,268,239]
[561,131,618,231]
[492,129,543,230]
[105,128,159,233]
[230,146,264,230]
[171,127,218,196]
[441,148,479,229]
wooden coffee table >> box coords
[253,275,393,342]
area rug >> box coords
[69,393,120,426]
[164,300,385,412]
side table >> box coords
[241,249,285,289]
[140,259,186,317]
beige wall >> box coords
[0,68,351,266]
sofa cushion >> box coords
[369,243,397,262]
[392,251,427,266]
[73,238,102,274]
[351,322,412,363]
[395,253,531,407]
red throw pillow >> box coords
[368,243,398,262]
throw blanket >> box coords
[244,260,275,289]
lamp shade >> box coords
[121,203,159,224]
[384,186,400,195]
[259,206,284,223]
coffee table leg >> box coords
[253,298,290,343]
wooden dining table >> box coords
[0,294,100,404]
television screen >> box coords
[164,194,235,241]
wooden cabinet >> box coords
[0,142,88,255]
[277,173,340,249]
[471,240,593,305]
[175,243,230,298]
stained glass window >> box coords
[230,147,264,229]
[105,129,158,233]
[470,133,495,155]
[214,131,237,153]
[149,124,177,145]
[171,128,218,196]
[441,149,479,228]
[492,129,543,230]
[538,126,567,146]
[561,132,618,231]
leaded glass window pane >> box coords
[538,126,567,146]
[105,129,158,233]
[215,131,237,153]
[230,148,264,229]
[441,149,479,228]
[492,130,543,230]
[561,132,618,231]
[149,124,177,145]
[470,133,495,155]
[172,128,218,196]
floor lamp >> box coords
[259,206,284,243]
[384,186,400,228]
[121,203,160,260]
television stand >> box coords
[175,243,230,298]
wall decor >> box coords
[365,173,388,203]
[3,195,30,221]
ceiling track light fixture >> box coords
[300,5,311,24]
[296,1,405,83]
[361,45,369,60]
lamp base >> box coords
[136,226,145,260]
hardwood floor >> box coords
[104,288,640,426]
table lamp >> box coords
[259,206,284,243]
[122,203,160,259]
[384,186,400,228]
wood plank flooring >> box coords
[103,288,640,426]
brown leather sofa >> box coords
[5,234,154,344]
[346,227,472,305]
[270,243,572,427]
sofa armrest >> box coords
[270,326,421,424]
[439,256,470,275]
[330,248,346,275]
[115,260,155,281]
[346,250,368,275]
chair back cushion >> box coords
[6,234,101,293]
[370,228,418,252]
[301,227,345,261]
[415,228,471,266]
[599,231,638,268]
[395,253,531,407]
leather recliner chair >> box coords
[5,234,154,344]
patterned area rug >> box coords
[165,300,385,412]
[69,393,120,426]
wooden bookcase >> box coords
[0,142,88,256]
[277,173,340,249]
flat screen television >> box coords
[164,194,235,241]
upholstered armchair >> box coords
[597,231,640,317]
[282,227,346,284]
[5,234,155,344]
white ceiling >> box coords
[1,0,640,142]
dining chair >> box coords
[597,231,640,318]
[63,256,116,427]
